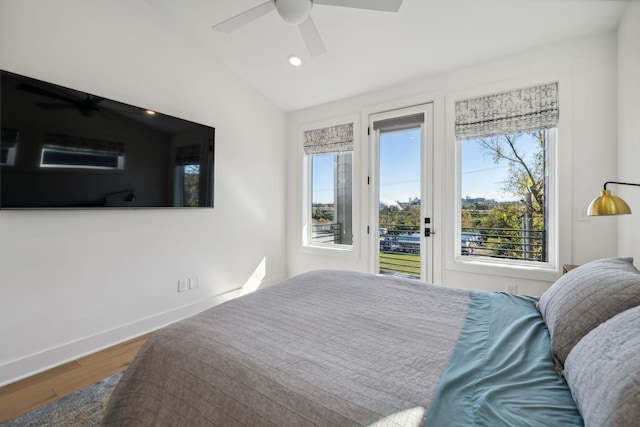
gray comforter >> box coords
[102,270,471,426]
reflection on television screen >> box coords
[0,70,215,209]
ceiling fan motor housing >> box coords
[274,0,313,24]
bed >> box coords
[102,258,640,426]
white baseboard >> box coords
[0,288,243,387]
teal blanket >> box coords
[425,291,583,426]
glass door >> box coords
[370,105,433,282]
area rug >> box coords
[2,371,123,427]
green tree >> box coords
[379,205,400,228]
[379,203,421,231]
[399,204,421,227]
[312,205,334,223]
[477,131,544,217]
[461,209,474,229]
[183,165,200,207]
[471,132,546,261]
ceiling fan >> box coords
[17,83,104,117]
[212,0,403,57]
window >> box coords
[40,146,123,169]
[180,164,200,207]
[1,145,16,166]
[40,133,124,169]
[174,143,206,208]
[304,122,354,248]
[1,128,18,166]
[455,83,558,265]
[460,130,554,262]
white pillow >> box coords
[564,305,640,427]
[536,257,640,372]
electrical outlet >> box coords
[189,276,200,290]
[178,279,188,293]
[576,206,589,222]
[505,283,517,294]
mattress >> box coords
[102,270,582,426]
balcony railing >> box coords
[379,225,420,278]
[312,223,545,278]
[461,227,545,261]
[377,224,546,278]
[311,222,342,244]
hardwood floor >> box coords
[0,333,151,423]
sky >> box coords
[461,134,540,202]
[461,141,513,202]
[379,128,421,204]
[312,155,336,204]
[311,129,423,205]
[312,129,538,204]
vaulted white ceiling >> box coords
[147,0,630,111]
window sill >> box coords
[301,243,355,257]
[449,255,561,282]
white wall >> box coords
[617,3,640,260]
[0,0,287,385]
[287,31,619,296]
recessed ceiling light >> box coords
[288,55,302,67]
[145,110,156,115]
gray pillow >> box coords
[537,257,640,372]
[564,305,640,427]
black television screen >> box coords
[0,70,214,209]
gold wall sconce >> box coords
[587,181,640,216]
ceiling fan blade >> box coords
[212,1,276,33]
[36,102,76,110]
[16,83,79,105]
[314,0,402,12]
[84,95,104,106]
[298,16,326,57]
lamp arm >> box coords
[603,181,640,191]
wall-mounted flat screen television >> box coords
[0,70,214,209]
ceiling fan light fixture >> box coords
[288,55,303,66]
[275,0,313,25]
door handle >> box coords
[424,218,434,237]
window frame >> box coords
[455,128,557,269]
[176,163,201,207]
[40,145,124,170]
[306,151,353,249]
[1,145,16,166]
[444,76,570,281]
[300,115,359,254]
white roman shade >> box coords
[175,143,202,165]
[44,133,125,155]
[373,113,424,134]
[303,122,353,155]
[455,82,559,140]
